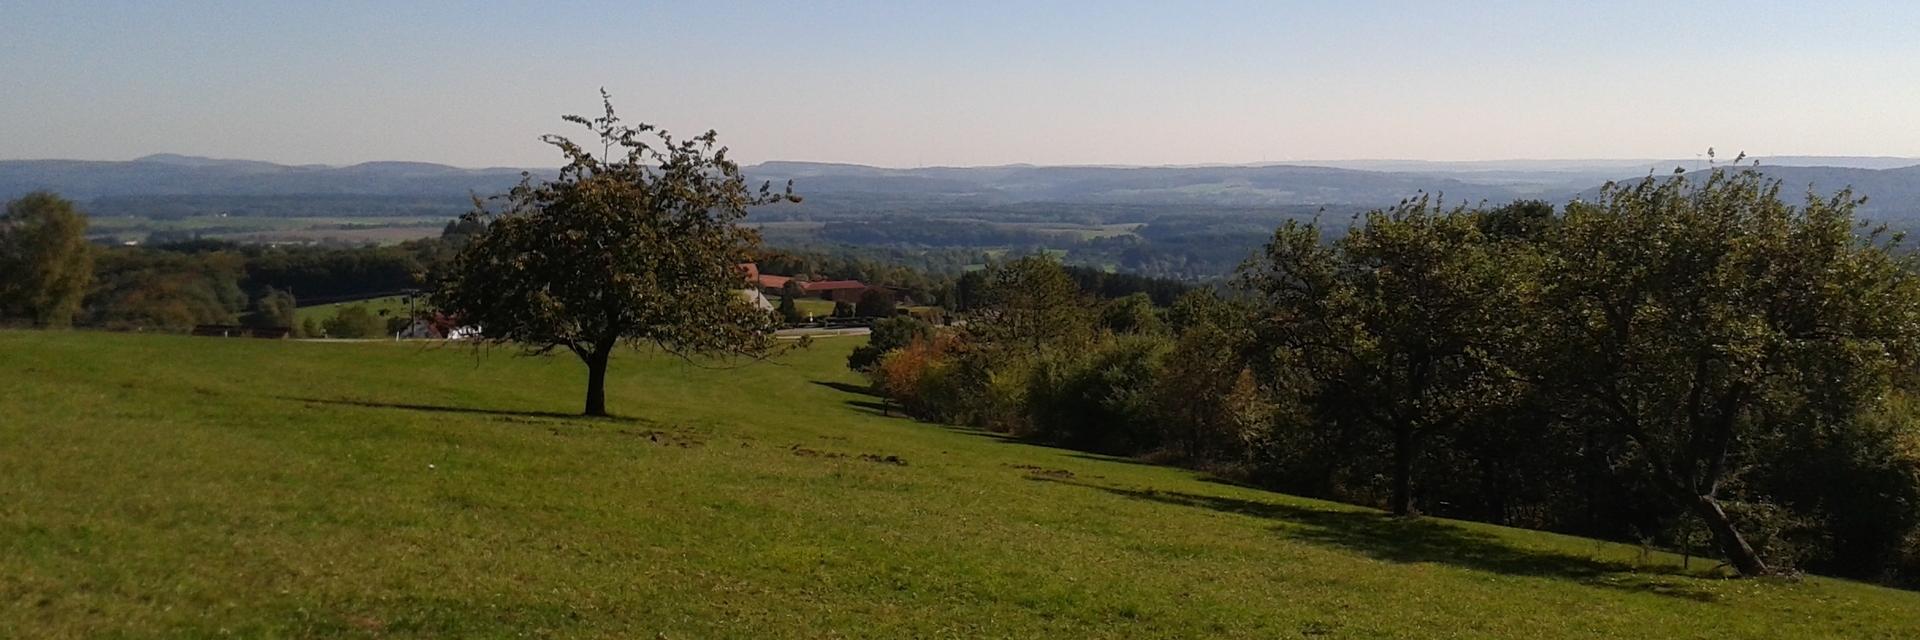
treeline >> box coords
[758,203,1350,281]
[856,168,1920,586]
[753,246,1194,312]
[3,192,1191,333]
[0,191,470,332]
[86,194,473,220]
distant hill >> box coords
[747,161,1523,207]
[1573,165,1920,220]
[5,154,1918,220]
[0,155,535,200]
[0,155,540,218]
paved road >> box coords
[774,327,870,339]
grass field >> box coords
[296,295,420,324]
[769,294,837,318]
[88,215,450,246]
[3,330,1918,638]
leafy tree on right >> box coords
[1538,164,1920,576]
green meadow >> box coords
[2,330,1916,638]
[295,295,419,324]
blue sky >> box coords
[3,1,1918,167]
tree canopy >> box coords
[1538,166,1920,576]
[0,192,94,327]
[435,92,797,416]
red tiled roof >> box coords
[802,280,868,292]
[759,274,792,289]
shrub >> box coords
[872,333,959,418]
[1098,292,1163,335]
[1024,335,1170,452]
[848,316,932,371]
[322,305,384,339]
[855,287,897,318]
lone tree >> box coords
[436,92,797,416]
[0,192,93,327]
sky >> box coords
[4,1,1919,168]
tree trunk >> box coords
[1690,493,1769,577]
[1390,426,1415,517]
[583,348,611,417]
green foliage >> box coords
[10,331,1920,637]
[1098,292,1164,335]
[1540,165,1920,576]
[434,92,794,416]
[855,287,896,318]
[1153,320,1266,464]
[847,316,931,372]
[776,294,803,324]
[776,280,810,323]
[246,287,297,329]
[1063,266,1192,306]
[322,305,384,339]
[755,247,967,300]
[85,247,246,330]
[779,280,808,300]
[243,242,430,300]
[1242,199,1528,516]
[0,192,94,327]
[1477,199,1558,242]
[1024,335,1171,452]
[969,255,1092,352]
[1164,288,1240,334]
[862,165,1920,583]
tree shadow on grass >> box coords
[1037,477,1723,603]
[282,396,642,423]
[810,380,884,398]
[1063,451,1176,469]
[844,399,902,417]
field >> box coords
[295,295,420,324]
[3,330,1918,638]
[88,215,448,246]
[769,294,837,318]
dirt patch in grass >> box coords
[792,445,907,466]
[859,453,908,466]
[790,445,846,459]
[1009,463,1075,479]
[620,429,705,448]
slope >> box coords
[1,330,1916,638]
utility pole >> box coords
[404,288,420,339]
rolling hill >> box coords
[3,330,1917,637]
[8,154,1919,222]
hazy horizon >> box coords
[6,1,1920,168]
[13,152,1920,173]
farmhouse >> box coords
[738,263,895,306]
[398,313,477,340]
[801,280,870,304]
[739,263,794,291]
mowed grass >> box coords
[2,331,1917,638]
[296,295,418,324]
[769,295,837,318]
